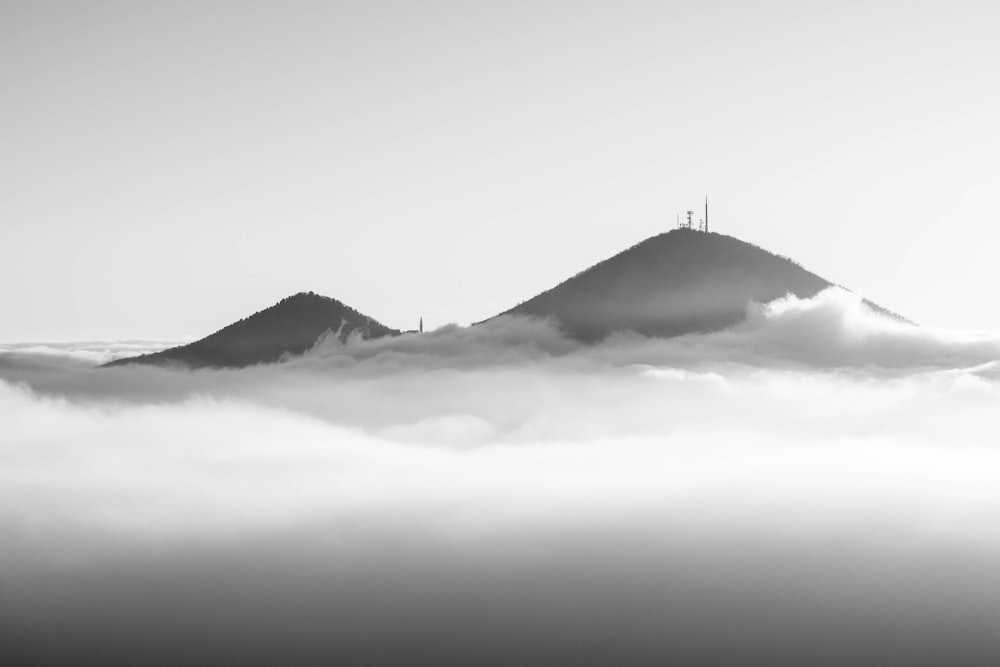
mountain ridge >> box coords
[106,229,907,368]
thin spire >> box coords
[705,195,709,233]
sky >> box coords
[3,290,1000,661]
[2,1,999,341]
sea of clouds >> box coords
[2,288,1000,664]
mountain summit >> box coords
[105,292,398,369]
[495,228,899,341]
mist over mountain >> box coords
[107,230,905,369]
[8,238,1000,665]
[105,292,398,369]
[495,228,902,341]
[5,293,1000,664]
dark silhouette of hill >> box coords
[493,229,904,341]
[105,292,398,369]
[105,231,905,368]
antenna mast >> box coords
[705,196,709,233]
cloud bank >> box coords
[0,338,185,366]
[2,288,1000,664]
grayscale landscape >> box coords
[2,2,999,665]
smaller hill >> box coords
[104,292,398,369]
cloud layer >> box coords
[2,288,1000,664]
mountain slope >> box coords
[495,229,901,341]
[105,291,398,368]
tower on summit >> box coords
[673,197,710,232]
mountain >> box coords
[493,228,903,341]
[105,231,904,368]
[105,291,398,369]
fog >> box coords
[3,289,1000,664]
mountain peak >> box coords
[495,229,892,341]
[105,291,399,369]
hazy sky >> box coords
[2,1,998,341]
